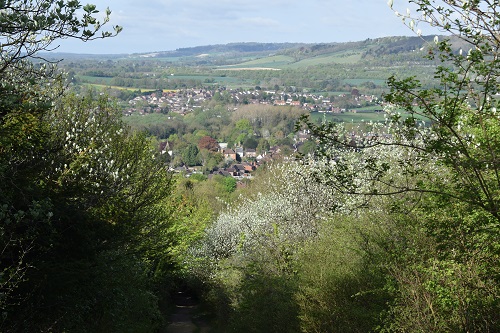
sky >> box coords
[55,0,441,54]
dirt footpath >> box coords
[163,291,210,333]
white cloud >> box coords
[54,0,430,54]
[237,17,280,27]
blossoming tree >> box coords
[299,0,500,330]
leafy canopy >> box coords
[0,0,122,71]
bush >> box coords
[296,214,388,333]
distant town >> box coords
[124,86,385,182]
[124,87,382,116]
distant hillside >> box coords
[152,35,461,68]
[157,42,305,57]
[208,35,447,70]
[276,35,444,60]
[154,36,442,59]
[44,35,462,64]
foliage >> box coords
[382,0,500,220]
[296,213,388,333]
[187,157,402,332]
[230,104,307,140]
[166,178,215,271]
[0,3,181,329]
[256,138,270,154]
[186,161,344,330]
[11,1,500,332]
[227,270,300,333]
[242,136,258,149]
[195,161,338,263]
[298,139,316,155]
[295,1,500,331]
[0,0,121,70]
[379,199,500,333]
[181,143,201,166]
[198,135,220,152]
[210,175,236,193]
[1,89,174,331]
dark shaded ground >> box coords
[162,291,210,333]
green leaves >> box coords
[0,1,174,331]
[0,1,121,72]
[82,4,97,14]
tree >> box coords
[188,161,347,332]
[0,2,180,331]
[377,0,500,219]
[243,136,259,149]
[1,88,174,331]
[0,1,121,73]
[257,138,270,154]
[299,1,500,331]
[298,140,316,155]
[221,176,237,193]
[302,0,500,230]
[198,135,220,152]
[182,144,201,166]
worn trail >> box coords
[163,291,210,333]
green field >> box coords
[79,75,114,84]
[310,111,386,123]
[343,78,387,86]
[83,83,157,92]
[220,51,364,70]
[309,108,431,126]
[218,55,294,69]
[122,113,171,128]
[170,74,250,84]
[79,73,253,90]
[355,105,385,111]
[289,52,363,68]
